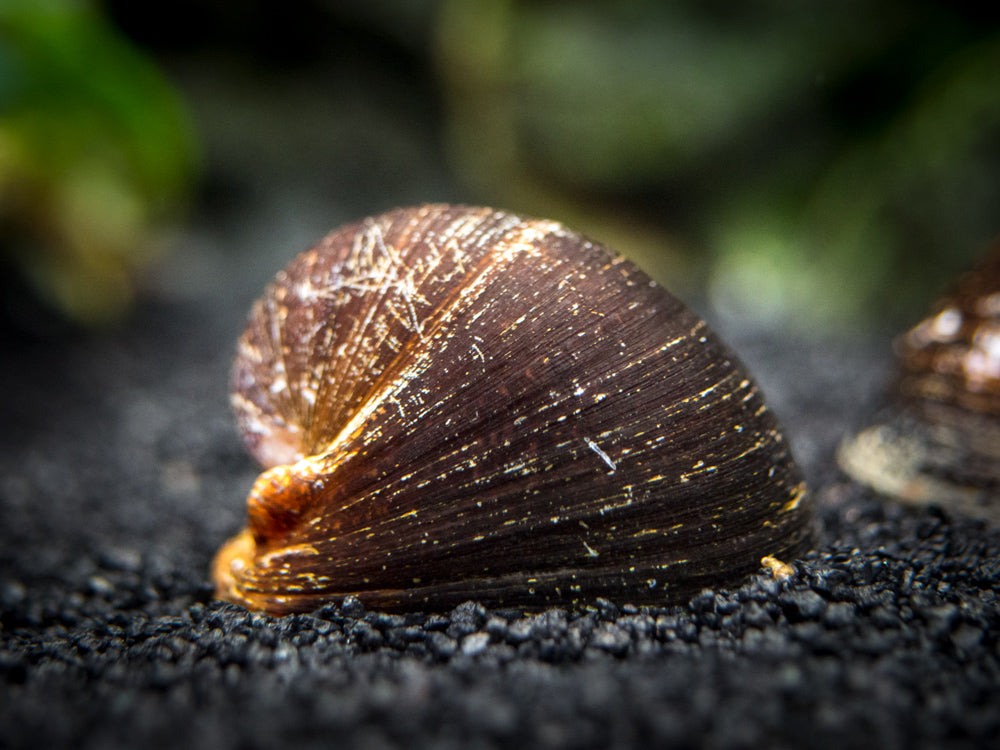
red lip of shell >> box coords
[213,204,811,615]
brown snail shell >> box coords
[838,238,1000,522]
[213,204,811,615]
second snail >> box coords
[839,238,1000,523]
[213,204,812,615]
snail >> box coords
[213,204,811,615]
[838,238,1000,523]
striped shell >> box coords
[213,204,811,614]
[838,238,1000,522]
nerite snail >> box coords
[838,238,1000,523]
[213,204,812,614]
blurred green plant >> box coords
[0,0,197,326]
[434,0,1000,330]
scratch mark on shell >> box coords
[585,437,617,472]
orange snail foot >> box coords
[212,528,258,609]
[213,457,331,610]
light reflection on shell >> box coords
[213,204,811,614]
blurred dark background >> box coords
[3,0,1000,336]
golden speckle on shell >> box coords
[213,204,812,614]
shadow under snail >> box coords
[213,204,811,615]
[838,238,1000,524]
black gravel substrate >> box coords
[3,274,999,750]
